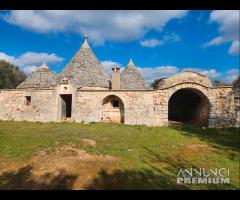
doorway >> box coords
[60,94,72,120]
[101,95,124,123]
[168,88,209,127]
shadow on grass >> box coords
[170,125,240,152]
[85,147,203,190]
[86,146,238,190]
[142,147,238,190]
[1,163,188,190]
[0,165,78,190]
[86,168,187,190]
[0,152,237,190]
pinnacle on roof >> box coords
[39,62,49,70]
[127,58,134,67]
[81,34,90,49]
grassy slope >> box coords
[0,121,239,189]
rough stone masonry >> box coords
[0,37,239,128]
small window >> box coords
[112,100,119,108]
[25,96,31,106]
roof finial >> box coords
[84,34,88,41]
[40,62,49,69]
[128,58,135,67]
[82,34,90,48]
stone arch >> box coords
[167,83,211,127]
[101,95,124,123]
[157,71,213,89]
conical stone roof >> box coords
[17,63,57,89]
[59,36,110,89]
[120,59,149,90]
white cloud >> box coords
[182,68,221,79]
[3,10,188,45]
[226,68,240,75]
[140,32,181,48]
[140,39,164,47]
[223,75,239,84]
[21,65,38,74]
[17,52,64,66]
[222,68,240,84]
[138,66,179,84]
[228,40,240,55]
[204,10,240,55]
[201,69,221,79]
[0,51,64,74]
[101,60,122,76]
[163,32,181,42]
[102,60,179,84]
[101,60,225,84]
[103,59,239,85]
[0,52,19,65]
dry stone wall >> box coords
[0,77,239,128]
[0,89,57,122]
[73,90,155,126]
[209,87,239,128]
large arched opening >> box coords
[101,95,124,124]
[168,88,210,127]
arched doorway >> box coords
[168,88,210,127]
[101,95,124,123]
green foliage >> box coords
[233,76,240,88]
[213,76,240,87]
[213,79,223,87]
[151,79,158,89]
[151,78,165,89]
[0,60,26,89]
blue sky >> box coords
[0,10,239,84]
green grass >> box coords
[0,121,239,189]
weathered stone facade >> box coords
[0,38,239,128]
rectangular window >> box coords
[25,96,31,106]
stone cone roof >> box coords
[59,37,110,88]
[17,63,57,89]
[120,59,149,90]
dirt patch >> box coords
[80,139,96,147]
[186,144,215,152]
[0,146,117,190]
[174,143,217,167]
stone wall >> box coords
[154,71,239,128]
[157,71,213,89]
[0,89,57,122]
[233,82,240,127]
[153,82,214,126]
[73,90,155,126]
[0,80,239,128]
[209,86,239,128]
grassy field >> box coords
[0,121,239,190]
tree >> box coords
[151,79,159,89]
[212,80,223,87]
[233,76,240,88]
[151,78,166,89]
[0,60,26,89]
